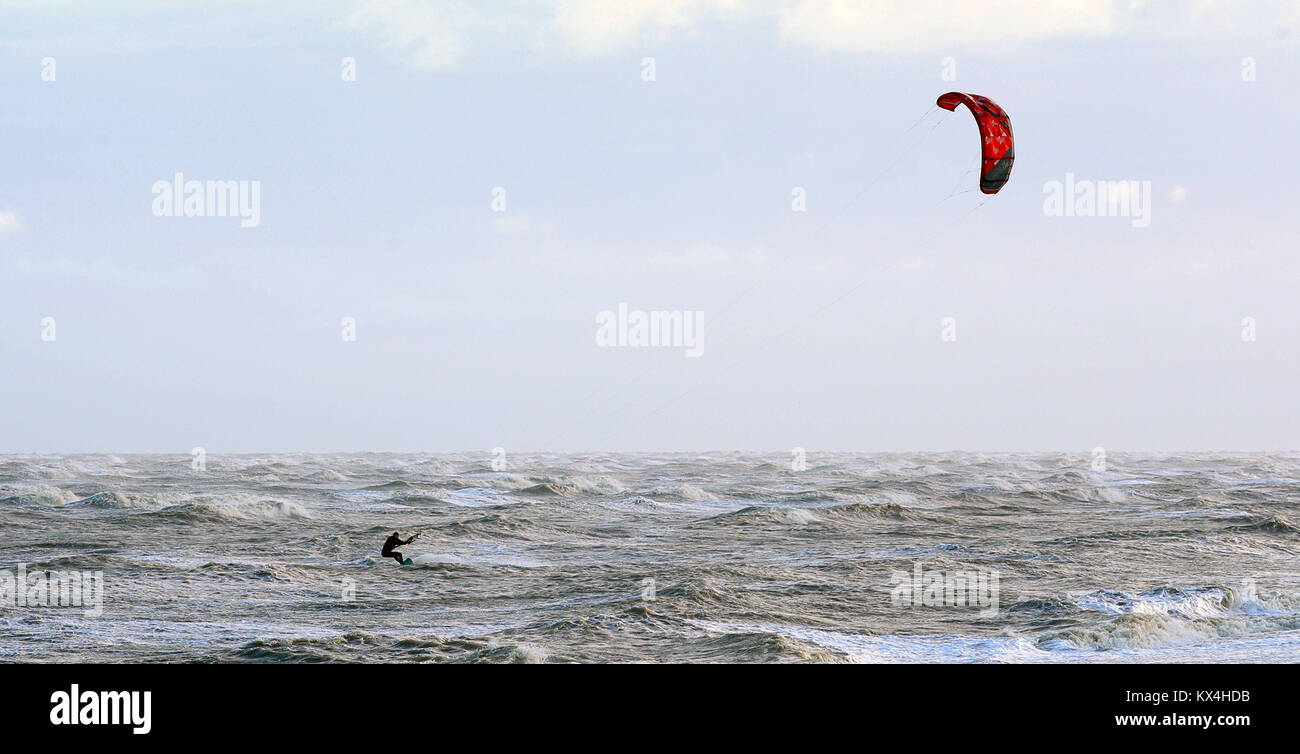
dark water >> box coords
[2,452,1298,662]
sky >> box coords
[2,0,1299,453]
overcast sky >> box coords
[2,1,1299,453]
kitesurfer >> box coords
[382,531,418,565]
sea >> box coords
[2,452,1298,663]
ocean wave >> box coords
[655,578,734,606]
[817,501,926,521]
[514,475,627,497]
[0,484,78,506]
[158,499,313,522]
[1226,515,1298,533]
[1038,585,1300,651]
[392,552,545,569]
[597,496,668,512]
[439,488,513,507]
[434,513,536,539]
[639,483,708,501]
[227,632,389,662]
[688,620,1050,663]
[194,561,320,582]
[359,480,419,492]
[224,634,550,663]
[516,482,577,497]
[699,505,824,526]
[682,629,847,663]
[69,491,161,510]
[1039,613,1225,651]
[1072,587,1232,619]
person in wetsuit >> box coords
[382,531,418,565]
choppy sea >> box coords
[2,452,1298,663]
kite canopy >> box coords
[936,92,1014,194]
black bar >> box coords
[0,663,1283,742]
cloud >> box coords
[779,0,1120,54]
[0,210,24,232]
[343,1,1300,69]
[552,0,745,55]
[344,0,483,70]
[342,0,744,69]
[10,1,1298,69]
